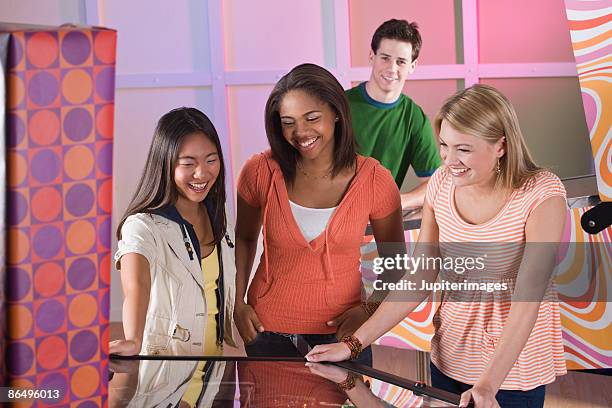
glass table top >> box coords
[109,355,461,407]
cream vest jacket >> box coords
[115,211,237,356]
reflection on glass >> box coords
[108,358,459,407]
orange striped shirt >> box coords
[427,167,567,390]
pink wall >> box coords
[223,0,326,71]
[349,0,457,65]
[222,0,593,189]
[480,0,576,63]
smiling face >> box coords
[279,89,337,161]
[173,132,220,207]
[368,38,416,101]
[439,120,505,189]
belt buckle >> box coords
[172,324,191,342]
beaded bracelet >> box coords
[337,372,360,391]
[361,300,381,316]
[341,335,363,360]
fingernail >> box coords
[305,363,311,367]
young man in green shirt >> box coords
[346,19,441,208]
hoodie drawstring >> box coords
[262,168,276,283]
[324,227,334,282]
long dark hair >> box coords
[116,107,227,243]
[264,63,357,183]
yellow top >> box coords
[181,245,222,407]
[202,245,221,355]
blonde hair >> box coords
[434,84,542,190]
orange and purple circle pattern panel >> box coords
[5,28,115,406]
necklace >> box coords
[296,160,333,179]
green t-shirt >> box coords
[346,82,442,187]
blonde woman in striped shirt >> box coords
[307,84,567,408]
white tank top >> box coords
[289,200,336,242]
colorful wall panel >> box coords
[2,24,116,406]
[558,209,611,369]
[564,0,611,202]
[562,0,612,369]
[1,31,10,386]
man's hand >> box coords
[400,177,430,209]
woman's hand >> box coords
[305,362,350,383]
[459,384,500,408]
[108,348,140,408]
[109,356,140,376]
[233,301,264,344]
[327,305,369,340]
[109,339,141,356]
[305,342,351,362]
[308,362,388,408]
